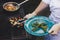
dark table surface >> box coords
[0,0,45,40]
[0,0,26,40]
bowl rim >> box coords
[3,2,20,11]
[24,16,54,36]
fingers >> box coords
[48,25,59,35]
[49,30,58,35]
[24,13,36,19]
[24,14,31,19]
[51,31,58,35]
[48,29,53,33]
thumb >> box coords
[48,28,54,33]
[24,14,31,19]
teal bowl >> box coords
[24,16,54,36]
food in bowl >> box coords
[32,21,48,32]
[4,4,17,11]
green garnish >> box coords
[32,22,47,32]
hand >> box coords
[48,23,60,35]
[24,12,36,19]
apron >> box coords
[45,0,60,40]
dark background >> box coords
[23,0,50,16]
[0,0,50,40]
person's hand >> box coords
[24,12,37,19]
[48,23,60,35]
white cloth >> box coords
[42,0,60,40]
[42,0,51,4]
[42,0,60,23]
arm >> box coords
[32,1,49,15]
[24,1,49,18]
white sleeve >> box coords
[42,0,51,4]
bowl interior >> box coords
[24,16,54,36]
[3,2,20,11]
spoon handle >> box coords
[18,18,27,23]
[18,0,29,6]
